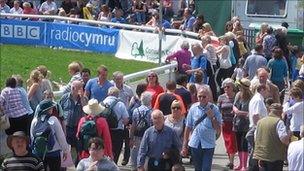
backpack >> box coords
[79,116,99,151]
[134,109,151,137]
[100,99,119,129]
[32,115,55,159]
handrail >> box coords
[53,61,178,97]
[124,61,177,81]
[0,13,199,37]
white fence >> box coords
[0,13,199,38]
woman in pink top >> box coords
[165,41,191,75]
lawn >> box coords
[0,44,157,89]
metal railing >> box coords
[0,13,199,37]
[53,61,178,97]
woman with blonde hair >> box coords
[232,78,252,171]
[27,69,44,112]
[59,61,83,94]
[165,100,185,147]
[255,23,268,45]
[202,23,216,36]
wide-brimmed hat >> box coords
[237,78,251,89]
[36,99,56,116]
[83,99,105,116]
[7,131,29,150]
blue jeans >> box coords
[191,145,215,171]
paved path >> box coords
[117,137,231,171]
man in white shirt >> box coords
[247,83,268,171]
[249,84,268,128]
[288,124,304,171]
[39,0,57,15]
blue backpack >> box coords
[32,115,55,159]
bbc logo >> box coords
[1,24,40,39]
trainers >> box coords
[121,160,128,166]
[226,163,234,170]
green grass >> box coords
[0,44,157,88]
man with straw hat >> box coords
[253,103,291,171]
[76,99,113,161]
[2,131,44,170]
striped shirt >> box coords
[2,153,44,171]
[0,87,28,118]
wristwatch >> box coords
[211,116,216,121]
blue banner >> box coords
[46,23,119,53]
[0,19,45,45]
[0,19,119,53]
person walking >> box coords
[182,87,222,171]
[253,103,291,171]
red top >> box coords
[146,84,164,107]
[77,115,113,159]
[153,92,187,115]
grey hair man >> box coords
[111,71,134,166]
[129,91,153,170]
[103,86,129,164]
[59,80,87,150]
[254,103,291,171]
[137,109,181,171]
[111,71,134,108]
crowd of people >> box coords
[0,0,201,30]
[1,0,304,171]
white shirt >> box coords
[9,7,23,20]
[234,67,244,80]
[283,101,304,132]
[10,7,23,14]
[39,1,57,14]
[249,92,267,128]
[288,138,304,171]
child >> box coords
[231,58,245,82]
[283,87,304,140]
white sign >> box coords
[115,30,180,63]
[115,30,220,63]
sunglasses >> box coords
[171,106,180,110]
[89,146,102,151]
[148,75,156,78]
[224,86,230,89]
[198,95,207,99]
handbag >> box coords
[0,114,10,130]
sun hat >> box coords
[36,99,56,117]
[83,99,105,116]
[237,78,251,89]
[171,100,181,108]
[7,131,29,150]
